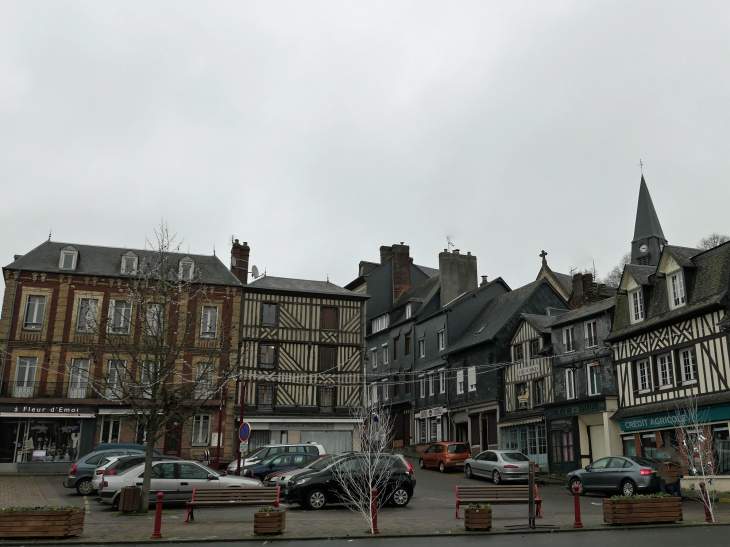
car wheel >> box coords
[492,470,501,485]
[306,489,327,510]
[419,459,425,469]
[570,478,585,496]
[439,461,446,473]
[390,487,411,507]
[76,479,93,496]
[621,480,637,497]
[465,464,473,479]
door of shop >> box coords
[548,419,578,474]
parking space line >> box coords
[84,495,90,513]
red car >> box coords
[419,442,471,472]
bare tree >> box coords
[671,393,717,522]
[77,223,239,512]
[600,251,631,288]
[331,401,402,534]
[697,232,730,250]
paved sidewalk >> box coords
[0,477,47,508]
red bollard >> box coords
[573,483,583,528]
[371,488,379,534]
[699,482,713,523]
[151,492,164,539]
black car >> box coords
[566,456,662,496]
[284,453,416,510]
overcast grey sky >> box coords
[2,1,729,289]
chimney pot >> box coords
[481,275,489,286]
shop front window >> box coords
[100,416,121,443]
[622,436,636,457]
[0,418,83,463]
[641,433,658,459]
[713,426,730,476]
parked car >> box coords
[92,454,180,493]
[226,442,325,475]
[418,442,470,472]
[99,460,261,507]
[566,456,662,497]
[264,454,334,487]
[284,453,415,510]
[464,450,538,484]
[64,445,160,495]
[243,452,318,481]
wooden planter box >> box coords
[0,508,85,538]
[603,497,682,525]
[464,507,492,531]
[254,510,286,535]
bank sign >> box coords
[619,403,730,432]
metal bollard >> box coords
[151,492,164,539]
[699,482,713,523]
[573,483,583,528]
[371,488,379,534]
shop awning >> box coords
[498,416,543,427]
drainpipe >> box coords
[0,271,20,394]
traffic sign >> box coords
[238,422,251,442]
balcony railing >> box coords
[0,381,97,399]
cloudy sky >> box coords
[2,1,729,290]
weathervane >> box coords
[639,159,644,175]
[447,237,454,252]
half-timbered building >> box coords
[238,275,367,454]
[608,176,730,485]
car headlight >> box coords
[295,477,311,485]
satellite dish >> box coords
[251,265,260,278]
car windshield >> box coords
[501,452,529,462]
[307,456,334,471]
[246,447,268,460]
[198,464,222,477]
[258,454,280,466]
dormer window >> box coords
[179,257,194,281]
[121,252,138,275]
[371,314,389,333]
[405,303,412,319]
[59,246,78,270]
[630,288,645,324]
[668,270,686,309]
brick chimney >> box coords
[391,243,411,302]
[570,272,596,308]
[439,249,478,308]
[230,239,250,284]
[380,246,394,264]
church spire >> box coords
[631,175,667,267]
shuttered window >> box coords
[321,307,338,330]
[319,346,336,372]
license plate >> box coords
[454,462,465,467]
[284,488,289,495]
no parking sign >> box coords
[239,422,251,442]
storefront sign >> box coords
[276,423,334,430]
[0,404,95,417]
[517,364,540,376]
[545,400,606,419]
[619,403,730,432]
[415,407,445,419]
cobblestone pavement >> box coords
[0,477,47,508]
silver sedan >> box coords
[464,450,537,484]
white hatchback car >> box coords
[227,442,326,475]
[92,456,120,493]
[99,460,261,507]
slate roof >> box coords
[633,176,667,243]
[553,272,574,296]
[447,279,554,354]
[414,264,439,278]
[3,240,242,286]
[551,297,616,328]
[246,275,367,299]
[393,275,440,309]
[665,245,703,268]
[520,313,558,333]
[624,264,654,285]
[609,241,730,341]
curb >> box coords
[0,520,727,545]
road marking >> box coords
[421,497,447,501]
[84,495,90,513]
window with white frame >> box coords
[121,252,138,274]
[59,248,78,270]
[382,344,388,365]
[439,370,446,394]
[585,320,598,348]
[405,303,412,319]
[680,348,696,383]
[370,348,377,368]
[140,361,158,399]
[514,343,524,362]
[371,314,389,333]
[658,354,674,388]
[630,289,645,323]
[637,359,651,392]
[13,357,37,397]
[437,330,445,351]
[68,358,90,398]
[145,303,163,336]
[563,327,575,352]
[200,306,218,338]
[106,360,125,399]
[429,374,434,396]
[23,295,46,330]
[467,366,476,392]
[534,377,546,405]
[179,258,194,281]
[192,414,210,445]
[419,375,426,398]
[382,379,388,401]
[100,416,121,443]
[107,300,132,334]
[371,383,378,404]
[419,338,425,358]
[587,363,602,396]
[195,362,214,398]
[565,369,575,400]
[669,271,687,309]
[76,298,99,333]
[457,370,464,394]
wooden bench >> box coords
[185,487,280,522]
[455,485,542,519]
